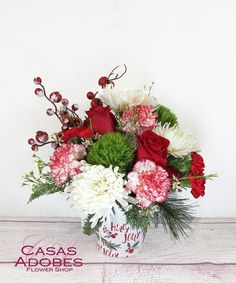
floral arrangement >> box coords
[23,65,215,241]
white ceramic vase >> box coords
[96,205,146,257]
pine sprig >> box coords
[156,194,196,240]
[83,215,101,236]
[124,205,155,232]
[22,155,67,203]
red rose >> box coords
[189,152,206,198]
[136,130,170,167]
[86,105,117,135]
[59,126,93,143]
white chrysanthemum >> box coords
[99,86,157,111]
[155,123,200,157]
[66,163,128,228]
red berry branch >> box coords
[29,66,127,151]
[98,64,127,88]
[28,77,82,151]
[86,64,127,106]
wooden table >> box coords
[0,218,235,283]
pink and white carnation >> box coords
[49,144,87,184]
[126,159,171,208]
[120,105,158,135]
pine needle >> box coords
[157,193,197,240]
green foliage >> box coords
[22,155,66,203]
[179,173,218,188]
[156,194,196,240]
[83,215,101,236]
[125,205,156,232]
[155,104,178,127]
[86,132,136,173]
[168,154,192,175]
[98,236,121,251]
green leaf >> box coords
[155,105,178,127]
[168,155,192,175]
[132,241,139,248]
[98,236,121,251]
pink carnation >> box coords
[49,144,86,184]
[121,105,158,134]
[126,159,171,208]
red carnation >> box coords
[189,152,206,198]
[86,105,117,135]
[136,130,170,168]
[59,126,93,143]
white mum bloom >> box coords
[65,163,129,228]
[155,123,200,157]
[99,86,157,111]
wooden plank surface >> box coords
[0,218,236,282]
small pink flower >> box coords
[126,159,171,208]
[121,105,158,135]
[49,144,86,184]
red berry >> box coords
[46,108,54,116]
[62,98,69,106]
[28,138,35,145]
[91,98,103,107]
[51,142,57,149]
[31,144,38,151]
[83,118,90,127]
[34,88,44,97]
[111,234,116,239]
[87,92,95,100]
[50,91,62,103]
[98,76,109,88]
[61,125,68,131]
[34,77,42,85]
[128,248,134,254]
[72,104,79,111]
[35,131,49,143]
[73,117,82,125]
[60,106,67,112]
[63,117,70,124]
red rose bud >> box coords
[86,105,117,135]
[98,76,109,88]
[72,104,79,111]
[31,144,38,151]
[28,138,35,145]
[50,91,62,103]
[34,88,44,97]
[33,77,42,85]
[62,98,69,106]
[46,108,54,116]
[35,131,49,143]
[91,98,103,107]
[87,92,95,100]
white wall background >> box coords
[0,0,235,218]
